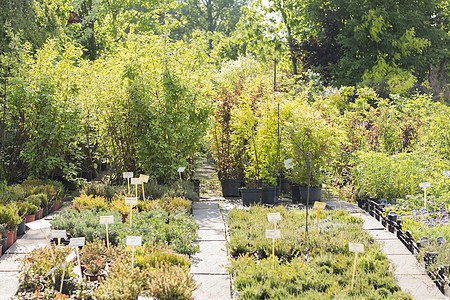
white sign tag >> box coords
[443,171,450,177]
[51,230,67,239]
[265,229,281,239]
[65,251,76,263]
[69,237,85,248]
[25,219,52,231]
[125,197,138,206]
[123,172,134,178]
[100,215,114,224]
[139,174,150,183]
[349,243,365,253]
[73,265,82,277]
[126,236,142,246]
[131,178,142,185]
[177,167,186,173]
[284,158,295,170]
[267,212,282,222]
[45,263,63,277]
[419,182,430,188]
[137,296,153,300]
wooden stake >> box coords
[142,182,145,201]
[106,223,110,250]
[127,178,130,194]
[351,252,358,289]
[316,209,320,235]
[60,265,65,294]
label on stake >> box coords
[123,172,133,178]
[349,243,365,253]
[313,202,326,210]
[131,178,141,185]
[265,229,281,239]
[267,212,282,222]
[125,197,138,206]
[284,158,294,170]
[69,237,85,248]
[126,236,142,246]
[51,230,67,239]
[100,215,114,224]
[45,264,63,277]
[177,167,186,173]
[443,171,450,177]
[65,251,76,263]
[139,174,149,183]
[419,182,430,188]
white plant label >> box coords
[125,197,138,206]
[419,182,430,188]
[349,243,365,253]
[25,219,51,230]
[284,158,295,170]
[100,215,114,224]
[65,251,76,263]
[131,178,142,185]
[51,230,67,239]
[126,236,142,246]
[139,174,150,183]
[45,264,63,277]
[443,171,450,177]
[69,237,85,248]
[265,229,281,239]
[123,172,134,178]
[267,212,282,222]
[177,167,186,173]
[73,265,82,277]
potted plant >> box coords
[0,223,6,256]
[0,205,21,249]
[80,240,108,281]
[211,86,244,197]
[284,99,343,205]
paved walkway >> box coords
[191,200,232,300]
[325,200,446,300]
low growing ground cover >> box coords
[227,206,410,299]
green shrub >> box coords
[25,193,47,208]
[73,194,109,211]
[0,204,21,231]
[0,184,26,204]
[81,182,124,200]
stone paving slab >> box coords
[380,238,415,255]
[366,229,400,240]
[395,275,446,300]
[197,229,226,241]
[191,240,229,274]
[192,274,231,300]
[6,229,50,254]
[352,212,386,230]
[386,254,426,275]
[0,271,19,300]
[0,253,25,271]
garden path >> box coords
[325,200,446,300]
[191,157,232,299]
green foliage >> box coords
[228,207,409,299]
[0,204,21,231]
[352,151,450,199]
[81,182,124,200]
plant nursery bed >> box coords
[226,206,411,299]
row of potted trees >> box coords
[211,75,343,205]
[0,180,64,256]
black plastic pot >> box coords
[221,179,241,197]
[17,218,26,235]
[34,210,40,221]
[281,178,291,195]
[1,237,6,255]
[241,188,262,206]
[262,186,278,205]
[298,186,322,205]
[290,185,300,204]
[54,278,75,295]
[192,179,200,198]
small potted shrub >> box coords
[81,240,108,281]
[0,205,21,249]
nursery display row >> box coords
[226,206,411,299]
[360,197,450,295]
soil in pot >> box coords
[241,188,262,206]
[17,218,26,235]
[221,179,241,197]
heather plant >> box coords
[73,194,109,211]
